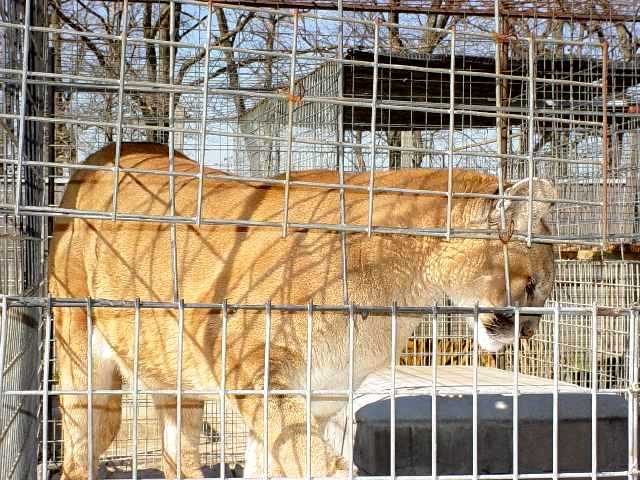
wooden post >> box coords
[602,41,609,249]
[631,129,639,238]
[495,2,509,180]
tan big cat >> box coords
[49,143,556,479]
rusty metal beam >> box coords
[100,0,640,22]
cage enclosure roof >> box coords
[346,49,640,130]
[192,1,640,22]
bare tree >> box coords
[49,1,637,173]
[384,8,457,170]
[51,1,262,151]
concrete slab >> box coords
[347,368,633,476]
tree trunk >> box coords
[388,130,401,169]
[354,130,366,171]
[263,15,277,175]
[400,130,424,168]
[51,8,76,166]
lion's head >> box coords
[442,177,556,352]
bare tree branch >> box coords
[178,14,208,41]
[144,3,157,82]
[76,0,111,33]
[175,48,207,87]
[51,0,114,76]
[175,11,256,90]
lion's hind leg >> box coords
[55,309,123,480]
[154,395,205,478]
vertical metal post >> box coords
[13,0,32,216]
[45,46,56,250]
[472,303,479,480]
[86,298,94,480]
[366,21,380,237]
[553,304,560,480]
[494,0,512,306]
[220,300,228,480]
[196,0,213,225]
[445,28,456,241]
[0,296,8,439]
[168,0,180,301]
[306,302,313,480]
[513,308,520,480]
[526,35,536,247]
[281,10,300,237]
[591,304,598,480]
[111,0,130,219]
[176,299,185,479]
[494,0,509,173]
[390,302,398,479]
[601,41,610,249]
[263,301,272,479]
[348,303,355,480]
[132,298,141,479]
[41,297,52,480]
[336,0,349,304]
[431,304,438,480]
[628,310,638,480]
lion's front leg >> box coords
[232,348,347,478]
[242,431,261,479]
[237,395,347,479]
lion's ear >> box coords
[489,178,557,232]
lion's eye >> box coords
[525,277,536,299]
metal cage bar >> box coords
[195,0,214,226]
[281,10,300,238]
[86,298,95,480]
[366,21,380,238]
[305,302,313,480]
[12,0,32,216]
[110,0,130,220]
[512,308,520,480]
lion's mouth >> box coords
[469,310,542,352]
[476,323,514,352]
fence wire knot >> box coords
[498,219,514,245]
[287,80,305,106]
[491,31,512,43]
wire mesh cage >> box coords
[0,0,640,479]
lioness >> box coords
[49,143,555,479]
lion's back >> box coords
[49,144,499,302]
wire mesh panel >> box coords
[3,2,636,247]
[3,299,639,479]
[520,259,640,389]
[0,1,639,480]
[0,0,49,477]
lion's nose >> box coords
[494,312,514,324]
[520,324,535,339]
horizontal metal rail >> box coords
[0,201,605,246]
[2,296,634,316]
[0,122,607,166]
[1,1,620,42]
